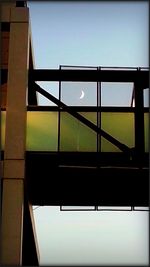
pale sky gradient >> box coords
[27,1,149,265]
[28,1,149,106]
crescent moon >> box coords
[80,90,85,99]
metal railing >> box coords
[60,206,150,212]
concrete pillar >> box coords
[0,6,29,265]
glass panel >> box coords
[59,112,97,152]
[101,82,133,106]
[1,111,148,152]
[79,112,97,125]
[59,112,79,151]
[26,112,58,151]
[60,81,97,106]
[144,88,149,107]
[101,112,134,152]
[60,65,98,106]
[101,137,121,152]
[37,82,59,106]
[78,112,97,152]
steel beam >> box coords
[29,69,149,85]
[25,152,149,207]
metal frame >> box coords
[25,66,149,207]
[32,82,132,154]
[27,106,148,113]
[28,68,149,84]
[28,66,149,158]
[60,206,150,212]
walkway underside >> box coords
[26,152,149,207]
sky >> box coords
[27,1,149,265]
[28,0,149,106]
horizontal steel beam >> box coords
[27,105,149,113]
[26,152,149,206]
[29,69,149,85]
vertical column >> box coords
[134,70,144,165]
[97,67,101,154]
[1,7,29,265]
[0,2,12,109]
[97,68,101,168]
[1,29,10,108]
[22,201,40,265]
[58,66,62,156]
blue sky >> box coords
[28,1,149,265]
[28,1,149,106]
[29,1,148,68]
